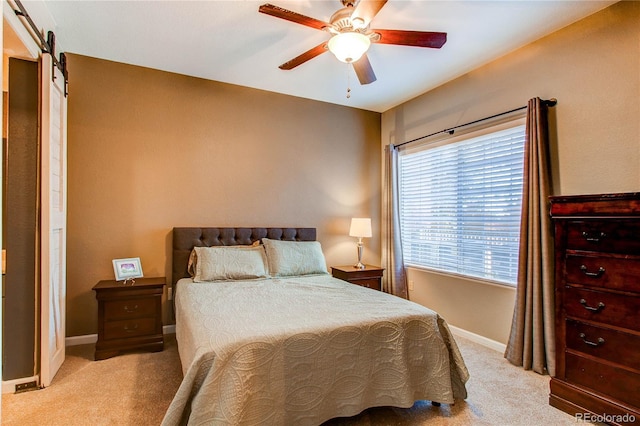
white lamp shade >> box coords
[327,32,371,63]
[349,218,372,238]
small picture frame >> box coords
[112,257,144,282]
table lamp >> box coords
[349,218,372,269]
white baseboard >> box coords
[65,324,494,353]
[448,324,506,353]
[4,326,176,394]
[65,324,176,347]
[65,334,97,346]
[7,324,491,394]
[2,375,39,394]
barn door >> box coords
[39,52,67,387]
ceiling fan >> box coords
[258,0,447,85]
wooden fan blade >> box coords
[259,3,329,30]
[353,54,377,85]
[351,0,388,28]
[279,42,328,70]
[374,29,447,48]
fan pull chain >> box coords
[346,63,352,99]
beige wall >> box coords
[382,1,640,344]
[66,54,381,336]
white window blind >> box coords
[398,123,526,285]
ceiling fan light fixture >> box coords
[328,32,371,63]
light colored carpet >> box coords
[2,334,575,425]
[2,335,182,425]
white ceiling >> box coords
[39,0,616,113]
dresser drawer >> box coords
[104,298,157,320]
[565,352,640,408]
[103,317,158,340]
[564,287,640,331]
[565,253,640,293]
[566,220,640,254]
[566,319,640,370]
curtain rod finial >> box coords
[545,98,557,107]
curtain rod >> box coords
[394,98,557,149]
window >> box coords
[398,120,526,286]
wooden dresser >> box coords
[550,193,640,424]
[93,277,165,360]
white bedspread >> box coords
[162,274,469,426]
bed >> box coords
[162,227,469,425]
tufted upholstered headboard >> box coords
[171,227,317,287]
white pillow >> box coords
[188,240,260,277]
[262,238,328,277]
[192,245,268,282]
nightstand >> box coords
[331,265,385,291]
[92,276,165,360]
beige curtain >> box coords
[381,144,408,298]
[504,98,555,376]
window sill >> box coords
[405,265,517,290]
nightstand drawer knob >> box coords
[123,305,139,313]
[123,324,139,333]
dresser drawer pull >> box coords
[579,265,605,278]
[123,324,139,333]
[579,298,605,312]
[579,333,605,347]
[581,231,606,242]
[123,305,139,313]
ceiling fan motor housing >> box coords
[330,7,364,33]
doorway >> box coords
[2,16,40,395]
[3,56,39,384]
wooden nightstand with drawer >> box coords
[331,265,384,291]
[92,277,165,360]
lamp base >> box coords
[354,239,365,269]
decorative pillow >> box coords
[188,240,260,277]
[262,238,328,277]
[187,249,198,277]
[192,245,268,282]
